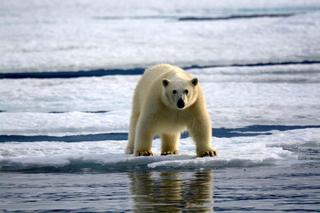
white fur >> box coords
[126,64,216,157]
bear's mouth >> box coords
[177,98,185,109]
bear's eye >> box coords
[172,90,177,94]
[184,89,189,95]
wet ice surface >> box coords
[1,0,320,212]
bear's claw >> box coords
[161,150,178,156]
[199,150,217,157]
[136,151,153,156]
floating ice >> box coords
[1,67,320,135]
[1,128,318,172]
[0,0,320,174]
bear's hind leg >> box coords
[161,133,180,155]
[126,107,139,154]
[134,118,154,156]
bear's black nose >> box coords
[177,98,185,109]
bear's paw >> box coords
[161,150,179,156]
[136,150,153,156]
[199,149,217,157]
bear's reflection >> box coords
[129,170,213,212]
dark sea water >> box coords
[2,138,320,212]
[1,160,320,212]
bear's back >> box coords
[141,64,189,86]
[134,64,193,110]
[136,64,175,94]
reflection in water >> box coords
[129,170,213,212]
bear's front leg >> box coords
[134,117,154,156]
[188,116,217,157]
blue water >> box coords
[1,162,319,212]
[1,61,320,79]
[1,133,320,212]
[1,125,320,143]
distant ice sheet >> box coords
[1,0,320,72]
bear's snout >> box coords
[177,98,185,109]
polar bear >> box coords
[125,64,216,157]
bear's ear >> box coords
[191,78,198,86]
[162,79,170,87]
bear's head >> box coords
[161,76,199,110]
